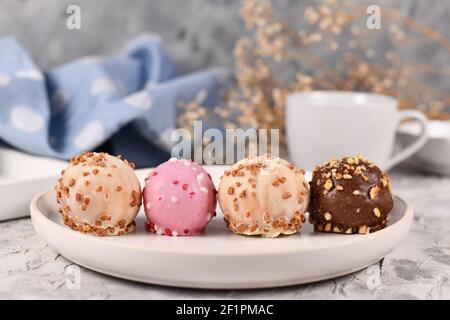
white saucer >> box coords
[398,120,450,175]
[30,166,413,289]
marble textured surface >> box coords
[0,165,449,299]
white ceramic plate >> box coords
[30,166,413,289]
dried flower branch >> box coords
[178,0,450,145]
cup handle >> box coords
[384,110,428,171]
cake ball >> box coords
[308,155,393,234]
[55,152,141,236]
[143,158,217,236]
[218,155,309,238]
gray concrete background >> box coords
[0,0,448,74]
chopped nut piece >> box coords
[324,212,332,221]
[381,176,388,187]
[281,191,292,199]
[83,196,91,205]
[373,207,381,217]
[353,190,361,195]
[118,219,126,229]
[336,185,344,191]
[227,187,235,195]
[324,179,333,191]
[343,174,352,180]
[358,225,368,234]
[369,186,380,200]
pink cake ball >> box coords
[143,158,217,236]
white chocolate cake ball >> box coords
[218,155,309,238]
[55,152,142,236]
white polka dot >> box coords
[73,121,105,150]
[195,89,208,104]
[90,78,115,95]
[170,196,178,203]
[0,74,11,87]
[51,89,71,113]
[168,157,177,162]
[197,173,205,182]
[200,187,208,194]
[15,69,44,81]
[172,230,178,237]
[10,106,44,132]
[124,91,152,110]
[146,202,151,210]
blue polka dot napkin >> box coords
[0,34,231,166]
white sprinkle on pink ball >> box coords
[143,159,217,236]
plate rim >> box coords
[30,186,413,257]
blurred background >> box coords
[0,0,449,170]
[0,0,448,73]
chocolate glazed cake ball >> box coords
[218,155,309,238]
[55,152,142,236]
[308,155,393,234]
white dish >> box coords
[0,147,67,221]
[398,120,450,175]
[30,166,413,289]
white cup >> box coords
[286,91,428,171]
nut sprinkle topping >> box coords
[55,152,141,236]
[218,155,309,238]
[309,155,394,235]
